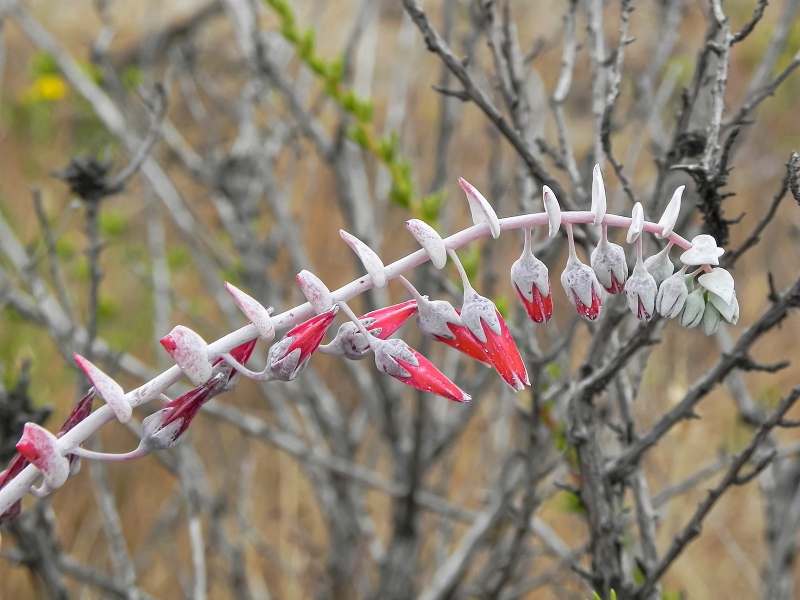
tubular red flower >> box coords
[362,299,418,339]
[514,282,553,324]
[266,306,337,381]
[373,338,470,402]
[0,453,28,524]
[432,316,492,366]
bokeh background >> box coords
[0,0,799,598]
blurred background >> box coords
[0,0,799,598]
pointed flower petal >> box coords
[591,165,606,226]
[701,301,722,335]
[459,178,500,239]
[74,355,131,423]
[296,270,333,314]
[698,267,734,304]
[708,291,738,323]
[160,326,212,386]
[657,186,683,238]
[406,219,447,268]
[478,311,530,391]
[511,245,553,323]
[644,246,675,287]
[324,300,418,360]
[542,185,562,239]
[627,202,645,243]
[266,306,338,381]
[225,282,275,341]
[680,234,724,266]
[415,296,491,365]
[656,268,689,318]
[340,230,387,288]
[16,423,69,490]
[680,288,706,328]
[373,338,471,402]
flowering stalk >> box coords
[0,169,735,517]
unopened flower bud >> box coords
[707,291,739,325]
[643,246,674,287]
[416,296,490,366]
[265,307,337,381]
[322,301,418,360]
[625,260,657,321]
[680,288,706,328]
[656,267,689,318]
[510,248,553,323]
[590,238,628,294]
[701,300,722,335]
[561,256,603,321]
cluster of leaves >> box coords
[263,0,445,225]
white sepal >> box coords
[161,326,212,386]
[224,282,275,341]
[708,291,738,323]
[680,289,706,328]
[591,165,606,226]
[406,219,447,269]
[701,301,722,335]
[295,270,333,314]
[627,202,644,243]
[73,354,131,423]
[680,234,724,266]
[657,186,683,238]
[542,186,562,239]
[17,423,70,490]
[698,267,734,305]
[458,178,500,239]
[340,230,387,288]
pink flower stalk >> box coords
[265,307,338,381]
[373,338,470,402]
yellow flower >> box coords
[32,75,68,102]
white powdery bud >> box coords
[416,296,463,339]
[324,321,373,360]
[708,290,739,324]
[656,268,689,318]
[140,411,184,452]
[510,248,550,301]
[643,246,675,287]
[590,238,628,294]
[560,256,602,320]
[373,338,418,378]
[680,288,706,328]
[625,260,657,321]
[701,301,722,335]
[461,288,502,343]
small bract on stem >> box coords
[0,166,739,520]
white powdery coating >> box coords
[296,270,334,314]
[657,185,684,238]
[680,289,706,328]
[627,202,645,243]
[19,424,69,490]
[225,282,275,341]
[459,178,500,239]
[416,296,463,339]
[708,291,738,323]
[625,261,657,318]
[656,271,689,318]
[702,301,722,335]
[590,239,628,289]
[74,355,131,423]
[163,326,213,386]
[266,339,303,381]
[374,338,418,378]
[141,411,183,451]
[680,234,724,266]
[340,230,387,288]
[406,219,447,268]
[561,257,600,308]
[698,267,735,305]
[591,165,606,226]
[644,247,675,287]
[461,289,501,343]
[542,185,562,239]
[510,250,550,301]
[324,320,377,360]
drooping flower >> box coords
[265,307,338,381]
[644,245,675,287]
[561,255,603,321]
[511,235,553,323]
[415,296,491,365]
[321,300,418,360]
[701,300,722,335]
[461,288,529,391]
[656,267,689,319]
[590,237,628,294]
[372,338,470,402]
[625,259,658,321]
